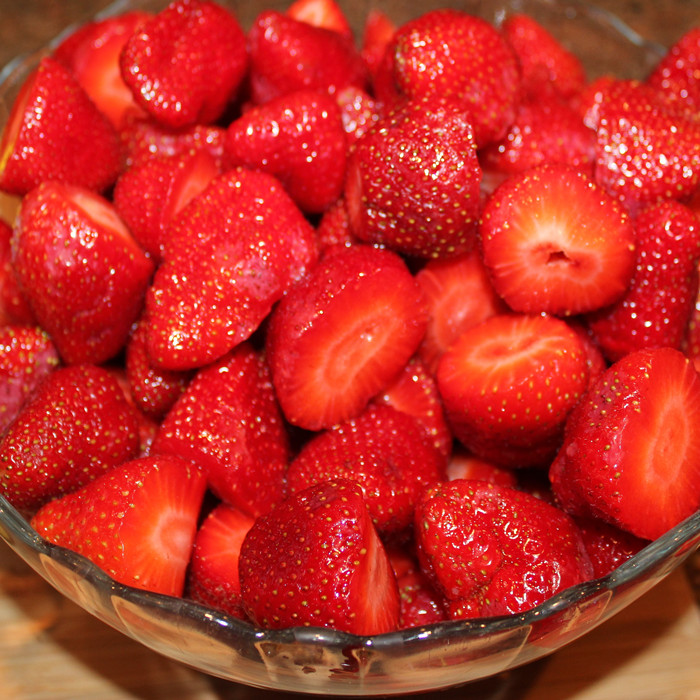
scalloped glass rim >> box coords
[0,0,695,695]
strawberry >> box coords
[374,9,521,147]
[414,479,593,618]
[0,326,60,434]
[224,89,347,214]
[584,79,700,212]
[239,479,400,634]
[187,502,255,619]
[286,403,446,536]
[0,57,122,195]
[151,342,290,519]
[145,167,317,371]
[479,94,596,176]
[335,85,380,144]
[30,455,207,597]
[361,9,395,84]
[588,200,700,362]
[12,181,154,365]
[345,98,482,260]
[437,313,589,468]
[0,219,34,327]
[480,163,636,316]
[247,10,368,105]
[500,13,586,101]
[0,364,141,513]
[446,448,518,488]
[316,197,357,254]
[265,244,428,430]
[52,10,152,128]
[415,250,507,374]
[549,347,700,541]
[113,148,219,263]
[120,0,248,128]
[286,0,352,38]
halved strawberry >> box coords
[480,163,636,316]
[12,181,154,365]
[31,455,207,597]
[239,479,400,634]
[550,347,700,541]
[286,0,352,38]
[437,313,589,468]
[0,364,141,513]
[187,502,255,619]
[0,57,122,195]
[265,244,429,430]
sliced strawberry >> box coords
[415,250,507,374]
[374,9,520,147]
[437,313,589,468]
[224,89,347,214]
[0,326,60,434]
[146,168,317,371]
[0,364,141,513]
[265,244,429,430]
[588,200,700,361]
[286,403,446,536]
[151,343,290,519]
[0,219,34,327]
[480,163,636,316]
[113,148,219,263]
[286,0,352,38]
[550,347,700,541]
[446,447,518,488]
[12,182,154,365]
[247,10,368,105]
[187,502,255,619]
[31,455,206,597]
[120,0,248,128]
[0,57,121,195]
[53,10,152,128]
[414,480,593,618]
[239,479,400,634]
[345,98,482,260]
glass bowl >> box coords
[0,0,698,696]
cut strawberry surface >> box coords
[480,163,636,316]
[550,347,700,541]
[286,0,352,38]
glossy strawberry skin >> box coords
[151,343,290,519]
[239,479,400,635]
[0,57,122,196]
[414,479,593,618]
[12,182,154,365]
[31,455,207,597]
[574,517,647,578]
[0,219,34,327]
[0,364,141,514]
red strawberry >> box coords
[151,343,290,519]
[247,10,368,105]
[239,479,400,634]
[31,455,207,597]
[224,89,347,214]
[374,9,521,146]
[0,326,60,434]
[286,403,446,536]
[12,181,154,365]
[52,10,152,128]
[335,85,380,144]
[361,9,395,84]
[316,197,357,254]
[437,313,589,468]
[480,94,596,176]
[120,0,248,128]
[265,244,428,430]
[145,168,317,370]
[480,163,636,316]
[446,448,518,488]
[500,13,586,100]
[113,148,219,263]
[0,57,122,195]
[415,250,507,374]
[0,364,141,513]
[588,200,700,362]
[585,79,700,212]
[550,347,700,541]
[0,219,34,327]
[345,98,482,260]
[574,517,647,578]
[187,502,255,619]
[286,0,352,38]
[414,479,593,618]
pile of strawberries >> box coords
[1,0,700,636]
